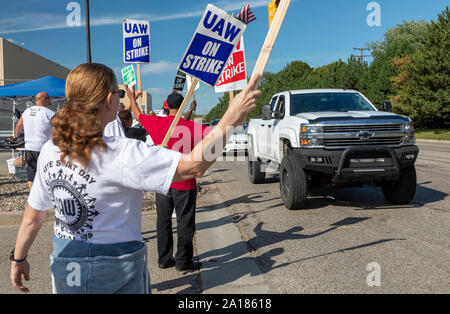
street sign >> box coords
[121,65,137,87]
[215,36,247,93]
[123,19,150,63]
[178,4,246,86]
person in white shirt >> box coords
[103,115,126,137]
[14,92,55,190]
[10,63,261,294]
[103,99,137,137]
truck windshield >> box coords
[290,93,376,115]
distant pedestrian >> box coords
[118,109,148,142]
[103,99,132,137]
[14,92,55,190]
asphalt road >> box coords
[204,141,450,293]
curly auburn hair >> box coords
[51,63,117,169]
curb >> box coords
[195,180,271,294]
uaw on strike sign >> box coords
[215,36,247,93]
[123,19,150,63]
[178,4,246,87]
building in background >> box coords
[118,84,152,114]
[0,38,70,86]
[0,38,71,136]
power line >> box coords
[352,47,371,64]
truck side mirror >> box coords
[273,111,285,119]
[382,101,392,112]
[262,104,272,120]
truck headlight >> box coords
[300,124,324,147]
[301,125,323,134]
[402,122,414,132]
[401,122,415,144]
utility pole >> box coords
[85,0,92,63]
[352,47,371,65]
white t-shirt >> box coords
[28,136,181,244]
[103,115,125,137]
[22,106,55,152]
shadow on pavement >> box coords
[274,238,407,270]
[247,218,370,252]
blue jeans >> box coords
[50,236,150,294]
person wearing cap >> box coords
[159,101,169,117]
[160,99,196,120]
[129,91,208,271]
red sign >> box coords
[215,37,247,93]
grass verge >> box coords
[415,128,450,140]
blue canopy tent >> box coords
[0,76,66,97]
[0,76,66,142]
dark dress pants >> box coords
[155,188,197,267]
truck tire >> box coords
[248,136,265,184]
[248,159,265,184]
[381,165,417,204]
[280,155,307,210]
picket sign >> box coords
[186,75,200,91]
[162,4,246,147]
[173,70,187,91]
[121,65,137,87]
[123,19,150,64]
[187,74,200,102]
[123,19,150,112]
[177,5,246,86]
[215,37,247,93]
[250,0,291,87]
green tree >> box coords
[205,91,231,122]
[359,20,428,108]
[303,57,368,90]
[392,7,450,128]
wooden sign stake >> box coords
[136,63,146,113]
[161,77,199,147]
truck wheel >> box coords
[248,159,265,184]
[248,136,265,184]
[381,165,417,204]
[280,155,307,210]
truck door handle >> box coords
[268,125,272,128]
[261,124,265,127]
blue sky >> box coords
[0,0,447,114]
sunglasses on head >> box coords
[112,90,126,98]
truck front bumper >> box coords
[292,145,419,183]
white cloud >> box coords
[147,87,168,95]
[0,0,269,34]
[140,61,178,74]
[0,13,67,34]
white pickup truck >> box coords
[247,89,419,210]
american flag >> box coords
[236,4,256,24]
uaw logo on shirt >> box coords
[43,160,99,242]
